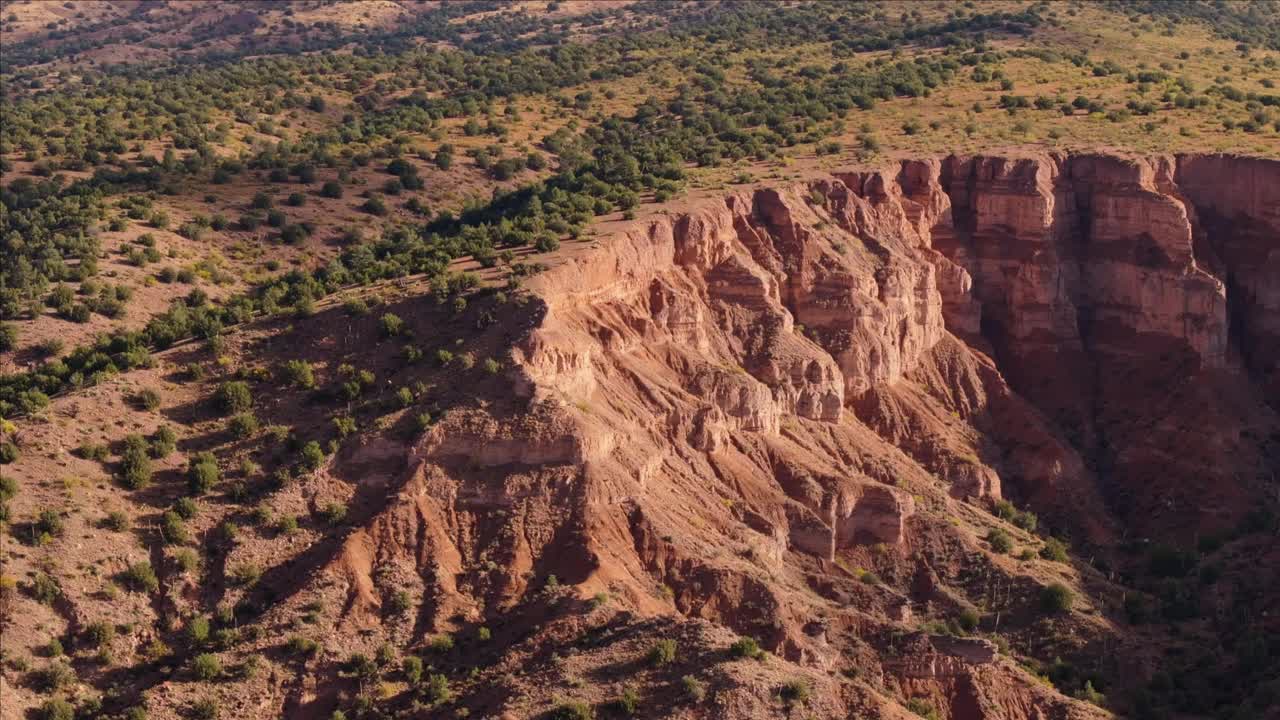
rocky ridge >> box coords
[4,152,1277,720]
[304,152,1278,718]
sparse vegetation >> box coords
[729,636,765,660]
[188,453,221,494]
[986,527,1014,554]
[1040,537,1070,563]
[34,698,75,720]
[283,360,316,389]
[681,675,707,702]
[1040,582,1075,614]
[121,562,158,593]
[906,697,939,720]
[648,638,677,666]
[779,678,811,705]
[193,653,223,681]
[119,434,154,489]
[551,701,593,720]
[214,381,253,415]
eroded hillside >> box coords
[3,151,1278,720]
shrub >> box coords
[151,426,177,457]
[682,674,707,702]
[779,679,810,704]
[31,573,61,604]
[135,388,162,411]
[384,589,412,615]
[300,441,325,470]
[346,652,378,681]
[32,662,75,691]
[396,387,414,407]
[321,181,343,199]
[76,441,110,461]
[187,615,211,644]
[280,224,308,245]
[332,416,357,438]
[192,653,222,681]
[1040,537,1069,563]
[230,564,262,587]
[401,655,423,683]
[122,562,158,592]
[319,503,347,524]
[0,441,20,465]
[729,637,764,659]
[0,323,16,353]
[957,608,980,633]
[906,697,939,719]
[286,635,319,656]
[1013,510,1038,532]
[174,497,199,519]
[648,639,677,666]
[283,360,316,389]
[423,673,451,704]
[218,519,242,540]
[175,548,201,574]
[340,380,363,400]
[85,620,115,648]
[162,510,190,544]
[379,313,404,337]
[191,698,218,720]
[188,453,220,494]
[214,381,253,414]
[1076,679,1105,705]
[35,698,75,720]
[427,633,454,653]
[1040,582,1074,614]
[228,413,259,439]
[608,686,641,715]
[36,509,64,537]
[119,437,153,489]
[986,528,1013,554]
[551,701,592,720]
[993,499,1036,530]
[104,510,129,531]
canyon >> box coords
[312,152,1280,717]
[4,152,1278,720]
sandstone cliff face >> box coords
[315,152,1275,720]
[923,153,1280,532]
[1175,155,1280,395]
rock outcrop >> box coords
[323,151,1276,720]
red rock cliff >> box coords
[318,151,1274,720]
